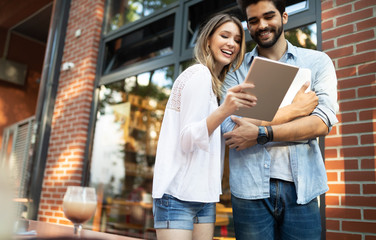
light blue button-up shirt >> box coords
[221,41,339,204]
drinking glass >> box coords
[62,186,97,237]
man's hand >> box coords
[223,116,259,150]
[291,81,318,116]
[269,81,318,125]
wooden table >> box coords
[13,220,140,240]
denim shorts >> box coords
[153,194,216,230]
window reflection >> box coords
[105,0,178,33]
[285,23,317,49]
[186,0,239,48]
[286,0,308,15]
[103,14,175,74]
[90,65,173,239]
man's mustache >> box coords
[256,27,273,36]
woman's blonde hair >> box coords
[194,13,245,98]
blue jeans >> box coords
[231,179,321,240]
[153,194,216,230]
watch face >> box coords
[257,135,269,145]
[257,126,268,145]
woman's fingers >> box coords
[228,83,255,93]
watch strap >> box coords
[266,126,273,142]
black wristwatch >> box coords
[257,126,270,145]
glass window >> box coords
[285,23,317,50]
[186,0,239,48]
[286,0,308,15]
[105,0,178,34]
[89,65,173,239]
[103,14,175,74]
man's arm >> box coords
[224,114,327,150]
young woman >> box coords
[152,14,256,240]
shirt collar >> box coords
[246,40,297,65]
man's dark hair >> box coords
[237,0,286,18]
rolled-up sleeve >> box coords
[311,53,339,132]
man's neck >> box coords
[257,35,287,61]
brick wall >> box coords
[322,0,376,239]
[37,0,105,224]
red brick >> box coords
[48,218,57,223]
[58,219,71,225]
[341,196,376,207]
[326,219,340,230]
[326,195,340,206]
[322,25,354,40]
[357,40,376,53]
[338,75,374,89]
[328,183,360,194]
[358,62,376,75]
[327,171,339,181]
[326,207,361,219]
[328,125,338,135]
[354,0,376,10]
[340,146,376,157]
[343,220,376,234]
[321,0,334,11]
[361,159,376,170]
[325,159,358,170]
[357,17,376,31]
[54,212,64,218]
[337,30,375,47]
[337,51,376,68]
[325,149,339,159]
[364,184,376,194]
[340,122,375,134]
[340,99,376,112]
[337,8,373,26]
[358,85,376,98]
[322,40,335,51]
[322,19,334,31]
[326,136,358,147]
[364,209,376,220]
[336,112,357,122]
[361,134,376,146]
[338,89,356,100]
[45,211,53,216]
[326,231,361,240]
[336,67,357,79]
[322,4,352,20]
[336,0,354,6]
[341,171,376,182]
[327,46,354,59]
[366,236,376,240]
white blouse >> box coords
[152,64,224,203]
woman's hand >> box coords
[220,83,257,115]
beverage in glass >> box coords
[62,186,97,237]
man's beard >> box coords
[251,23,283,48]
